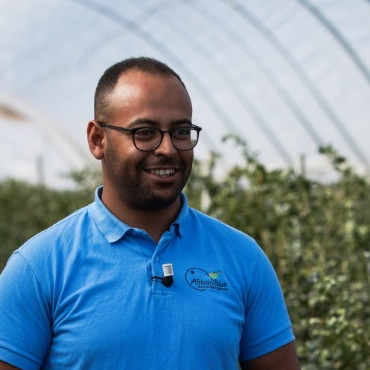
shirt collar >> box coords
[88,186,131,243]
[172,192,189,238]
[88,186,189,244]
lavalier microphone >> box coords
[152,263,174,287]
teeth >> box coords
[150,169,175,177]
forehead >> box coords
[111,70,191,108]
[106,70,192,125]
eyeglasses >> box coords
[97,121,202,152]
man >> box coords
[0,57,300,369]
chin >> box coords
[137,193,180,211]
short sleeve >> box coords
[0,252,52,369]
[239,248,295,361]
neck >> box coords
[101,191,182,244]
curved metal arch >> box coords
[68,0,236,152]
[0,89,90,168]
[190,0,324,149]
[297,0,370,84]
[224,0,369,168]
[153,1,293,165]
[22,4,93,96]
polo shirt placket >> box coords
[149,227,178,294]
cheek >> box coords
[104,143,121,167]
[181,151,194,168]
[105,137,136,166]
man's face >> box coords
[101,70,194,211]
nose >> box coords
[154,132,177,157]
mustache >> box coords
[141,158,183,167]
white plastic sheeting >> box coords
[0,0,369,187]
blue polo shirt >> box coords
[0,187,294,369]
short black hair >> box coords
[94,56,187,121]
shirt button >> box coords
[155,256,160,262]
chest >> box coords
[45,245,246,368]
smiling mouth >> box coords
[149,169,176,177]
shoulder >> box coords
[3,205,94,300]
[20,205,90,250]
[187,207,259,248]
[12,205,92,272]
[184,206,266,277]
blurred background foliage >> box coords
[0,139,369,369]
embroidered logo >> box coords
[185,268,228,291]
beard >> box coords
[104,147,192,211]
[128,183,181,211]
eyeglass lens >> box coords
[134,127,199,151]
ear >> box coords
[87,120,105,160]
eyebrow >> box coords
[126,118,192,128]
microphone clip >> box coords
[152,263,174,287]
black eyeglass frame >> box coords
[97,121,202,152]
